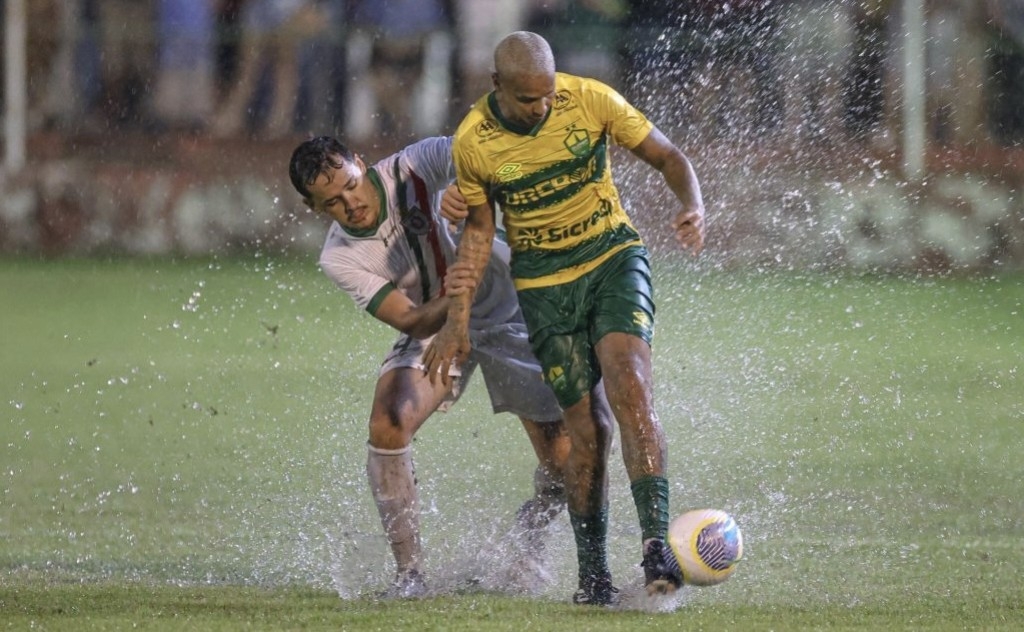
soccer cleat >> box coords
[509,493,564,556]
[378,569,427,599]
[514,492,565,533]
[503,487,566,593]
[572,573,620,606]
[642,538,683,595]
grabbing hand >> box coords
[423,323,471,387]
[444,260,479,297]
[674,206,706,255]
[440,183,468,230]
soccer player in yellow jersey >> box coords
[424,31,706,605]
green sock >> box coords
[569,507,610,583]
[630,475,670,541]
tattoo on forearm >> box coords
[449,228,493,325]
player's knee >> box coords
[367,414,413,451]
[597,332,652,373]
[563,396,614,453]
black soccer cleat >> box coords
[641,538,683,595]
[572,573,620,606]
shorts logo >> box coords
[632,310,652,332]
[496,163,523,182]
[546,366,566,390]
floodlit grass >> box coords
[3,582,1020,631]
[2,256,1023,630]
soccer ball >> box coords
[666,509,743,586]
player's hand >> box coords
[440,184,468,230]
[674,206,706,255]
[443,261,478,297]
[423,323,471,387]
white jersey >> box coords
[319,136,518,330]
[318,137,561,420]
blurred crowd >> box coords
[11,0,1024,149]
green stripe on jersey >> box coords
[511,223,641,281]
[493,135,608,215]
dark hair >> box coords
[288,136,356,198]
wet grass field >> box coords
[2,256,1022,630]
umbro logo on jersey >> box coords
[553,90,572,110]
[496,163,523,182]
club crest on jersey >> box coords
[563,126,590,158]
[402,205,431,235]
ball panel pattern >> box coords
[667,509,743,586]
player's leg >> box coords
[366,365,449,596]
[498,417,569,592]
[561,390,617,604]
[594,331,665,481]
[469,319,572,589]
[517,283,620,605]
[591,248,681,594]
[514,417,569,533]
[470,322,570,535]
[596,333,679,594]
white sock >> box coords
[366,443,422,575]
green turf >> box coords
[2,256,1022,630]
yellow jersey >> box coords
[452,72,654,290]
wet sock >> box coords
[570,507,610,583]
[630,475,670,541]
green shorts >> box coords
[516,246,655,408]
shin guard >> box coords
[366,443,421,574]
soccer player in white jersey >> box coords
[288,135,581,598]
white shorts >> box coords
[380,321,562,422]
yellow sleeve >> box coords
[587,80,654,149]
[453,136,489,207]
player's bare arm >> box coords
[372,260,480,339]
[422,201,496,386]
[373,289,451,340]
[630,128,706,255]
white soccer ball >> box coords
[666,509,744,586]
